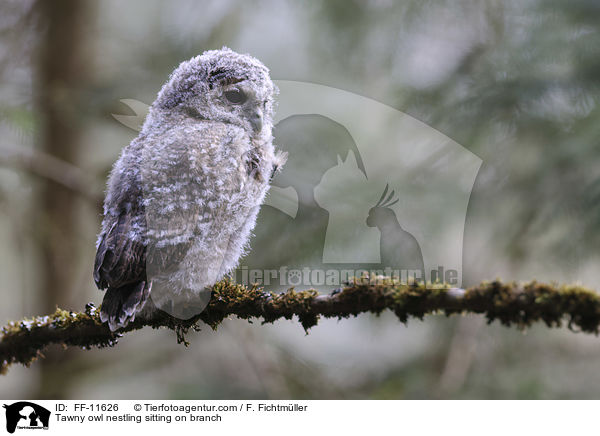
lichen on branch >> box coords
[1,278,600,375]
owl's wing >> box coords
[93,209,146,290]
[93,204,153,331]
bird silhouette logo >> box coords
[366,184,425,280]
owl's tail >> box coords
[100,281,150,331]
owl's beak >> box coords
[249,108,263,133]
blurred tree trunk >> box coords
[34,0,91,399]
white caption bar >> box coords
[1,400,597,435]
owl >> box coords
[94,48,286,331]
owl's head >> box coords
[152,47,276,140]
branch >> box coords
[2,278,600,375]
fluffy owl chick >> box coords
[94,48,286,330]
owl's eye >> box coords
[224,89,247,104]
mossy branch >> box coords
[2,278,600,375]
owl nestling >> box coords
[94,48,286,330]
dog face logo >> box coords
[3,402,50,433]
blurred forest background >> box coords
[1,0,600,399]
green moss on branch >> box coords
[2,278,600,375]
